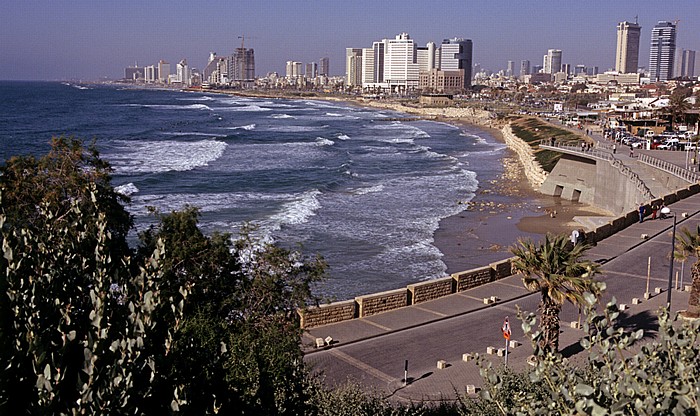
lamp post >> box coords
[661,207,677,308]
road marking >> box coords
[328,349,395,384]
[362,319,392,331]
[493,281,526,290]
[412,306,447,317]
[456,293,483,302]
[602,270,666,281]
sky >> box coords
[1,0,699,81]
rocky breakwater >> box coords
[500,125,548,190]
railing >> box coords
[638,153,700,184]
[540,139,653,200]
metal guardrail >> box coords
[638,153,700,184]
[540,139,653,199]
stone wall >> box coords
[452,266,493,292]
[298,300,356,329]
[501,125,548,189]
[356,288,408,318]
[407,277,454,304]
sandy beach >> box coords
[224,91,610,276]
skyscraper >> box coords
[543,49,562,74]
[345,48,363,87]
[681,50,696,78]
[649,21,677,82]
[520,60,530,77]
[158,60,170,83]
[440,37,472,88]
[506,60,515,77]
[615,21,641,73]
[384,33,419,91]
[230,47,255,81]
[319,57,329,77]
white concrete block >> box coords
[619,304,627,311]
[315,338,325,348]
[570,321,580,329]
[641,234,649,239]
[483,298,493,304]
[654,287,663,294]
[632,298,642,305]
[324,336,333,345]
[496,348,506,357]
[466,384,476,394]
[490,295,499,302]
[437,360,447,369]
[462,353,474,362]
[685,285,693,292]
[644,292,651,300]
[682,212,689,218]
[509,340,520,349]
[486,346,497,354]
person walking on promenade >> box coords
[638,203,645,223]
[629,146,634,157]
[612,143,616,154]
[651,204,659,220]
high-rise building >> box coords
[520,60,530,77]
[440,37,472,88]
[543,49,562,74]
[305,62,317,79]
[319,57,329,76]
[345,48,363,87]
[144,65,157,83]
[286,61,303,78]
[158,60,170,83]
[681,50,696,78]
[561,63,571,75]
[384,33,420,91]
[506,60,515,77]
[649,21,677,82]
[124,65,143,81]
[230,48,255,81]
[176,59,190,86]
[615,21,641,73]
[361,47,375,84]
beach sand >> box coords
[431,118,610,275]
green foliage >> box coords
[476,299,700,415]
[511,233,602,352]
[674,225,700,318]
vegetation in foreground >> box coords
[2,138,699,415]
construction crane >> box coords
[237,35,257,50]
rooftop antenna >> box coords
[634,15,638,25]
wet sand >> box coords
[432,119,609,275]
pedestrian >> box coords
[638,203,645,223]
[629,146,634,157]
[651,204,658,219]
[612,143,616,154]
[581,142,586,152]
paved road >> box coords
[304,192,700,404]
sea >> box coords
[0,81,509,301]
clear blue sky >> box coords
[1,0,698,81]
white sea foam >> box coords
[177,95,215,101]
[122,103,212,111]
[212,105,271,112]
[227,124,256,130]
[269,113,295,119]
[352,184,384,195]
[265,189,322,230]
[115,183,139,196]
[265,125,328,132]
[163,131,222,137]
[337,134,351,140]
[108,139,227,174]
[129,191,294,216]
[315,137,335,146]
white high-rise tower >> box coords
[616,20,641,73]
[649,21,677,82]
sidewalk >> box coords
[303,191,700,403]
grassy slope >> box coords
[509,116,586,172]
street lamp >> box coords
[661,206,677,308]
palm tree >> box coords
[666,91,691,131]
[674,225,700,318]
[511,233,601,353]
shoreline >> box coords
[187,88,608,279]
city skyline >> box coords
[1,0,699,81]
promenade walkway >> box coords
[303,124,700,403]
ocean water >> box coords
[0,81,507,300]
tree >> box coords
[510,233,601,352]
[666,90,691,131]
[674,225,700,318]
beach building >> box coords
[440,38,472,88]
[616,20,641,74]
[345,48,363,88]
[319,57,329,77]
[157,60,170,84]
[543,49,562,74]
[649,21,677,82]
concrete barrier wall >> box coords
[299,184,700,329]
[452,266,493,292]
[356,288,408,318]
[298,300,357,329]
[408,276,454,305]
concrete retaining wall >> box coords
[356,288,408,318]
[453,266,493,292]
